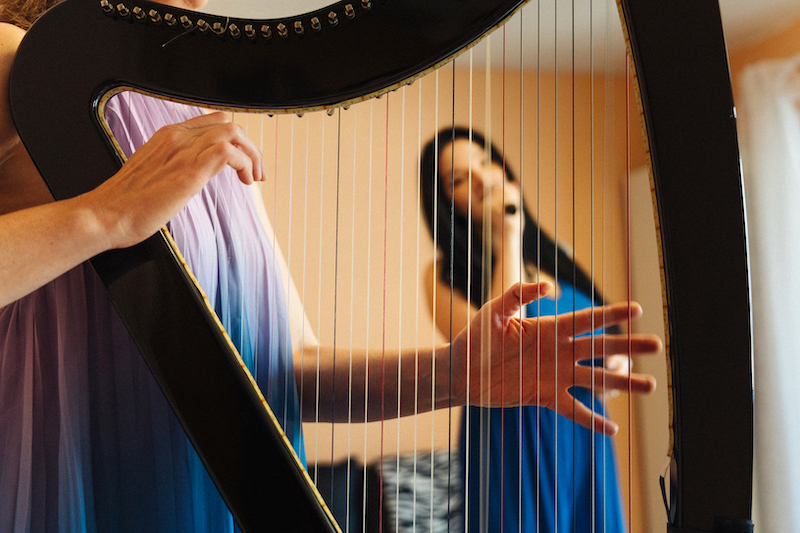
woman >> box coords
[0,2,659,529]
[0,3,278,530]
[421,126,629,532]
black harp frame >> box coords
[8,0,753,531]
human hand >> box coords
[87,112,265,250]
[488,183,522,247]
[451,282,661,436]
[600,354,633,398]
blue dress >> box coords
[0,93,304,532]
[460,284,625,532]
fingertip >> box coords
[653,336,664,352]
[598,417,619,436]
[631,375,657,394]
[207,111,230,123]
[537,280,553,297]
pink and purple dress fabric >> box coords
[0,92,304,532]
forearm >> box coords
[0,193,110,307]
[490,230,524,302]
[296,343,465,423]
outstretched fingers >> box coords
[574,365,657,394]
[558,301,644,336]
[555,393,620,436]
[494,281,553,318]
[571,334,663,361]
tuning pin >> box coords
[115,3,130,18]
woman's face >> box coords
[437,138,520,226]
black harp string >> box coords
[287,114,297,436]
[432,68,440,533]
[348,102,359,533]
[626,46,635,533]
[464,45,475,533]
[483,34,493,533]
[500,22,508,531]
[553,0,561,526]
[315,111,327,486]
[364,97,375,533]
[448,57,457,533]
[379,91,389,533]
[330,107,342,523]
[227,2,630,528]
[517,6,526,531]
[393,82,407,533]
[571,0,578,528]
[414,74,423,533]
[536,1,543,531]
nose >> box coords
[472,163,504,195]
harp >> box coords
[8,0,753,531]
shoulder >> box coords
[0,23,25,150]
[0,23,25,47]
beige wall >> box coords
[729,16,800,87]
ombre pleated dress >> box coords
[0,92,304,532]
[460,284,625,533]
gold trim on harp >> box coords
[96,87,344,533]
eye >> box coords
[451,171,469,188]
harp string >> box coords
[287,115,297,432]
[625,50,634,532]
[312,110,324,483]
[482,33,493,533]
[331,108,342,511]
[589,0,598,529]
[348,103,358,533]
[536,2,543,531]
[517,7,526,531]
[106,1,645,526]
[413,76,424,533]
[447,59,456,533]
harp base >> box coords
[667,517,755,533]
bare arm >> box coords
[430,219,526,342]
[293,281,659,435]
[0,112,266,307]
[296,342,457,424]
[0,22,265,307]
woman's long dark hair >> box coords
[0,0,61,29]
[420,126,604,308]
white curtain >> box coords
[739,55,800,533]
